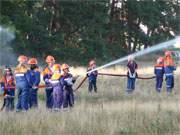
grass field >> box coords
[0,65,180,135]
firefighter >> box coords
[14,55,31,111]
[164,51,176,93]
[50,64,63,111]
[154,57,164,92]
[0,67,15,111]
[87,60,98,93]
[126,56,138,93]
[61,64,76,109]
[28,58,40,108]
[42,55,55,109]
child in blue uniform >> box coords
[28,58,40,108]
[87,60,98,93]
[61,64,76,108]
[15,55,31,111]
[164,51,176,93]
[42,55,55,109]
[0,67,15,111]
[154,57,164,92]
[50,64,63,111]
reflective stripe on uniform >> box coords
[50,80,60,84]
[165,73,173,76]
[15,74,25,77]
[155,67,163,70]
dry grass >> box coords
[0,65,180,135]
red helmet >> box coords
[46,55,55,63]
[157,57,164,63]
[165,51,172,57]
[61,63,69,70]
[28,58,38,65]
[18,55,28,63]
[89,60,96,66]
[52,64,61,71]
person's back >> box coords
[163,51,176,93]
[15,55,30,112]
[154,57,164,92]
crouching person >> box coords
[164,51,176,93]
[28,58,40,108]
[87,60,98,93]
[50,64,63,111]
[126,56,138,93]
[154,57,164,92]
[61,64,76,109]
[0,67,15,111]
[15,55,30,112]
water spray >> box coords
[0,26,16,66]
[87,37,180,74]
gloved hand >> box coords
[32,85,38,89]
[64,78,73,86]
[0,87,5,95]
[45,78,50,83]
[1,86,5,91]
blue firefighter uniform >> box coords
[15,64,31,111]
[61,73,75,108]
[87,67,98,93]
[50,72,63,110]
[28,68,40,108]
[42,66,54,109]
[154,63,164,92]
[164,56,176,92]
[1,74,15,111]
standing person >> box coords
[42,55,55,109]
[28,58,40,108]
[50,64,63,111]
[164,51,176,93]
[126,56,138,93]
[154,57,164,92]
[61,64,76,109]
[0,67,15,111]
[87,60,98,93]
[14,55,31,112]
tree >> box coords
[0,0,179,65]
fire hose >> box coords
[73,73,156,92]
[0,84,50,111]
[98,73,156,80]
[74,76,88,92]
[0,73,155,110]
[0,84,49,91]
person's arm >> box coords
[25,70,32,87]
[0,81,5,92]
[154,66,156,75]
[135,62,138,70]
[60,76,66,86]
[34,71,41,87]
[162,67,165,74]
[87,67,91,77]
